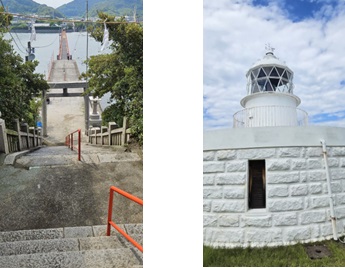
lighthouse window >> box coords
[276,67,284,76]
[248,160,266,209]
[252,68,259,78]
[258,68,266,78]
[263,67,272,76]
[270,67,279,77]
[282,70,288,79]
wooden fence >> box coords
[0,119,42,154]
[88,117,131,146]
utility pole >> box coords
[25,41,35,62]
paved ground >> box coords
[0,146,143,232]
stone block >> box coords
[284,226,311,241]
[331,147,345,157]
[203,187,223,199]
[79,236,123,250]
[336,194,345,206]
[300,211,326,224]
[203,162,225,173]
[218,215,239,227]
[308,159,322,169]
[268,198,303,212]
[326,158,339,168]
[291,185,308,196]
[340,158,345,167]
[272,213,297,226]
[330,169,345,180]
[300,171,308,182]
[205,229,243,244]
[335,207,345,219]
[291,159,307,170]
[212,200,245,213]
[226,160,247,172]
[203,151,215,161]
[241,215,272,227]
[267,171,299,184]
[311,196,329,208]
[246,229,282,243]
[216,173,246,185]
[203,215,218,227]
[237,149,275,159]
[223,187,245,199]
[278,148,301,158]
[309,183,323,194]
[309,171,326,182]
[323,181,342,194]
[268,186,289,197]
[267,159,291,171]
[203,174,215,185]
[306,147,322,157]
[216,150,236,160]
[321,221,344,236]
[203,200,212,212]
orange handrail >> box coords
[65,129,81,161]
[107,186,143,252]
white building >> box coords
[203,47,345,248]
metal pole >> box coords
[78,129,81,161]
[320,139,338,240]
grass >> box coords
[203,239,345,267]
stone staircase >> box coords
[0,224,143,268]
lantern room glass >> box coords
[247,66,294,94]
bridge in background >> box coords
[42,30,101,140]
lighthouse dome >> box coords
[246,49,294,95]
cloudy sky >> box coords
[33,0,72,9]
[204,0,345,130]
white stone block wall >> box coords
[203,146,345,248]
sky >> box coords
[33,0,73,9]
[204,0,345,129]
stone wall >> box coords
[203,146,345,248]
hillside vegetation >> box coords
[57,0,143,18]
[2,0,64,18]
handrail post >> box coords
[78,129,81,161]
[71,133,73,151]
[107,188,114,236]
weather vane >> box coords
[265,43,275,53]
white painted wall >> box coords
[203,127,345,248]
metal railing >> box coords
[107,186,143,252]
[65,129,81,161]
[233,105,308,128]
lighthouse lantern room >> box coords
[233,45,308,128]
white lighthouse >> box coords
[204,46,345,248]
[233,45,308,127]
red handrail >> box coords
[107,186,143,252]
[65,129,81,161]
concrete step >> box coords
[0,248,140,268]
[0,224,143,266]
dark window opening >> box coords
[249,160,266,209]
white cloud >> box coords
[204,0,345,130]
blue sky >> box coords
[204,0,345,129]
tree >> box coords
[0,7,49,129]
[82,13,143,145]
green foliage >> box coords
[203,240,345,267]
[101,103,123,127]
[0,7,49,129]
[57,0,143,18]
[81,14,143,145]
[2,0,64,18]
